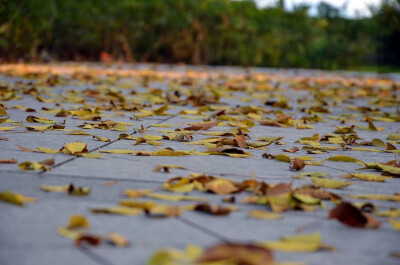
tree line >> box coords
[0,0,399,70]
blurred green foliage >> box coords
[0,0,399,70]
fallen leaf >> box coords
[60,142,88,155]
[26,115,56,124]
[144,204,182,218]
[348,194,400,202]
[75,234,102,248]
[123,189,151,198]
[341,173,389,182]
[196,243,274,264]
[311,178,352,189]
[248,210,282,220]
[146,193,207,202]
[204,179,238,195]
[388,219,400,232]
[184,121,218,131]
[0,158,17,163]
[154,164,186,173]
[93,135,111,142]
[327,155,361,163]
[194,204,232,216]
[328,201,381,228]
[67,214,90,229]
[377,209,400,218]
[290,158,305,171]
[90,206,141,215]
[107,232,130,247]
[0,190,36,206]
[283,147,299,153]
[258,232,334,252]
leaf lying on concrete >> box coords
[0,190,36,206]
[328,201,381,228]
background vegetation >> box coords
[0,0,399,70]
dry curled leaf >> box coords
[290,158,305,171]
[283,147,299,153]
[196,242,274,265]
[194,204,232,216]
[75,234,102,248]
[328,201,381,229]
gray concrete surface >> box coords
[0,63,399,265]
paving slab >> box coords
[0,63,400,265]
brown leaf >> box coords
[205,179,238,195]
[234,134,247,148]
[184,121,218,131]
[194,204,232,216]
[283,147,299,153]
[75,234,102,248]
[0,158,17,164]
[386,142,397,150]
[328,201,381,229]
[196,242,274,265]
[290,158,305,171]
[206,146,245,154]
[267,182,292,196]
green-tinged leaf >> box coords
[0,190,36,206]
[311,178,352,189]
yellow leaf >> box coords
[147,193,207,202]
[107,232,130,247]
[61,142,88,155]
[123,189,152,198]
[0,190,36,206]
[348,194,400,202]
[80,153,103,159]
[40,185,67,192]
[205,179,238,195]
[0,126,16,131]
[18,161,44,171]
[145,204,182,218]
[275,154,291,163]
[342,173,389,182]
[327,155,361,163]
[163,182,195,193]
[90,206,141,216]
[93,135,111,142]
[377,209,400,218]
[372,139,385,147]
[57,227,81,240]
[26,115,56,124]
[248,210,282,220]
[67,131,92,136]
[67,214,90,229]
[311,178,352,189]
[109,123,127,132]
[388,219,400,232]
[298,172,327,178]
[36,146,60,154]
[152,149,191,156]
[258,232,334,252]
[118,200,157,210]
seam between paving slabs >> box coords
[37,114,179,175]
[80,247,116,265]
[177,216,231,242]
